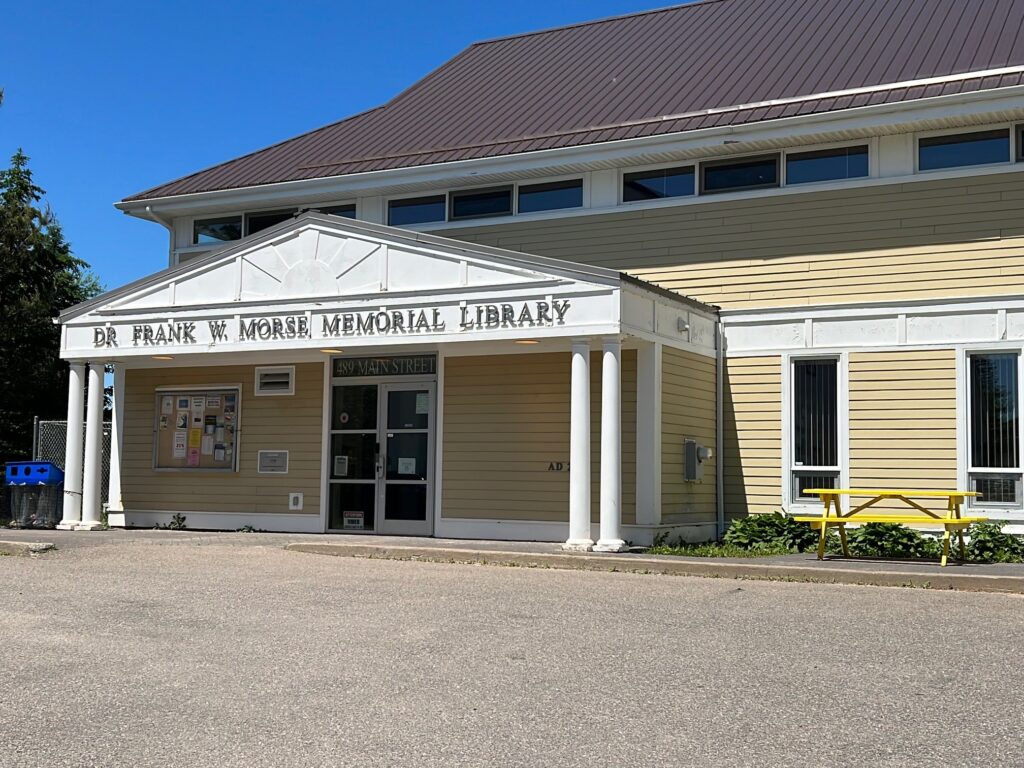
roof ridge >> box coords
[467,0,728,47]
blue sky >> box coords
[0,0,671,290]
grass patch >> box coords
[647,541,794,558]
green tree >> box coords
[0,149,101,465]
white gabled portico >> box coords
[57,213,718,546]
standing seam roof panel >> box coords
[125,0,1024,202]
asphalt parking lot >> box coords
[2,536,1023,767]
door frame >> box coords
[323,366,437,535]
[376,381,436,537]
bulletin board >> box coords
[153,387,240,471]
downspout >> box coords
[715,319,726,539]
[143,205,176,264]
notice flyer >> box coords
[173,431,187,458]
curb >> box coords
[0,540,56,556]
[285,542,1024,594]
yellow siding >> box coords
[661,347,717,525]
[848,349,957,512]
[122,363,323,516]
[446,171,1024,309]
[723,356,782,517]
[442,351,636,524]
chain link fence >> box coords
[32,419,111,504]
[2,420,112,525]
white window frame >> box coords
[254,365,296,397]
[618,160,697,205]
[781,139,874,187]
[914,122,1018,174]
[781,352,850,512]
[962,348,1024,515]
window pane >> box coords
[919,129,1010,171]
[388,195,446,226]
[193,216,242,245]
[321,204,356,218]
[702,155,779,194]
[792,359,838,468]
[970,354,1019,469]
[450,187,512,220]
[387,389,428,430]
[623,166,694,201]
[384,484,427,521]
[971,475,1021,506]
[245,209,296,236]
[518,179,583,212]
[329,482,375,530]
[330,434,377,480]
[786,145,869,185]
[331,384,377,431]
[794,471,839,500]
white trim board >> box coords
[723,296,1024,356]
[109,510,324,533]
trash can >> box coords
[4,462,65,529]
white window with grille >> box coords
[787,356,845,506]
[967,352,1023,510]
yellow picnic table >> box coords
[793,488,986,566]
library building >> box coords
[58,0,1024,545]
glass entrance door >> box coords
[377,383,433,536]
[328,381,434,535]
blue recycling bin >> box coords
[5,461,65,529]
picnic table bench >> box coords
[793,489,987,566]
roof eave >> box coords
[114,82,1024,216]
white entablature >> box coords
[60,213,717,360]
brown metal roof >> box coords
[125,0,1024,202]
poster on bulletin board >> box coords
[154,387,239,471]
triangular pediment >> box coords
[86,213,619,317]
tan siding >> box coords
[848,349,957,513]
[442,351,636,524]
[122,363,323,516]
[723,356,782,517]
[446,172,1024,309]
[661,347,717,525]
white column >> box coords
[106,364,125,513]
[79,362,105,530]
[57,362,86,529]
[563,339,594,551]
[595,337,626,552]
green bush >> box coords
[843,522,940,559]
[964,522,1024,563]
[723,512,820,553]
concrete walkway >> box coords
[4,527,1024,593]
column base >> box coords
[561,538,595,552]
[56,521,81,530]
[74,521,106,531]
[594,538,628,553]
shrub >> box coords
[843,522,940,559]
[964,522,1024,563]
[723,513,819,553]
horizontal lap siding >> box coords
[723,357,782,517]
[446,172,1024,309]
[442,352,637,524]
[848,349,957,514]
[661,347,717,526]
[122,364,323,517]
